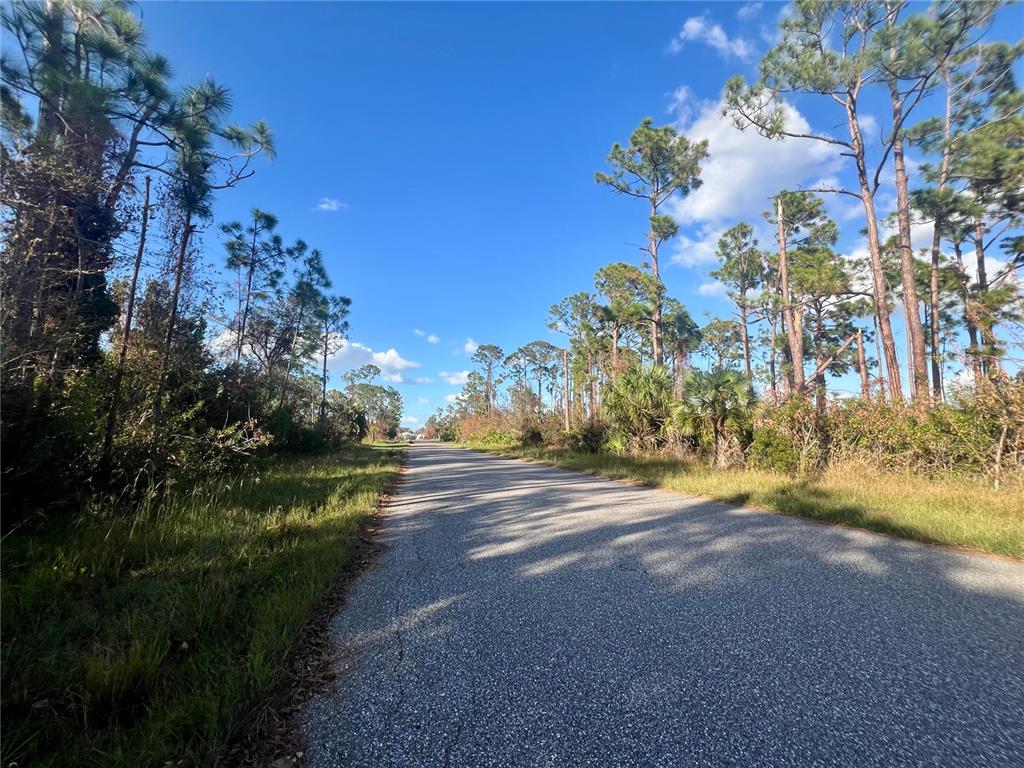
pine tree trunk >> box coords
[776,196,804,392]
[848,105,903,401]
[649,201,664,364]
[928,73,952,401]
[102,176,150,473]
[740,300,753,392]
[154,211,194,426]
[888,43,928,400]
[562,347,571,431]
[857,328,870,400]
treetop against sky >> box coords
[129,1,1022,428]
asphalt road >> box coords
[304,443,1024,767]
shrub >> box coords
[565,420,608,453]
[748,427,800,474]
[752,395,824,474]
[603,364,675,452]
[520,424,544,448]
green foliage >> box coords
[603,364,675,452]
[564,420,609,454]
[1,446,403,768]
[520,424,545,448]
[674,368,755,468]
[748,428,801,475]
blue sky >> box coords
[138,1,1023,428]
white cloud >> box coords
[671,226,727,267]
[328,340,420,383]
[667,85,694,123]
[411,376,434,384]
[439,370,470,386]
[737,2,763,20]
[698,280,729,297]
[417,397,430,405]
[859,113,879,142]
[315,197,348,212]
[444,394,458,404]
[668,16,754,60]
[463,338,478,354]
[667,97,843,227]
[413,329,441,344]
[401,415,420,427]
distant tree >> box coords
[763,191,837,394]
[712,223,763,389]
[471,344,504,411]
[594,262,656,373]
[222,209,286,364]
[316,295,351,424]
[698,319,743,371]
[663,299,701,398]
[595,118,707,364]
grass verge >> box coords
[1,444,404,768]
[468,444,1024,560]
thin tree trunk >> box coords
[649,201,664,364]
[101,175,150,473]
[562,347,571,431]
[776,196,804,392]
[888,52,928,400]
[928,72,952,401]
[320,319,329,425]
[588,351,597,419]
[154,211,194,425]
[768,312,779,403]
[739,302,753,393]
[873,312,887,403]
[848,103,903,402]
[813,304,827,416]
[857,328,870,400]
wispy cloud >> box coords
[698,280,729,298]
[463,338,478,355]
[315,197,349,212]
[668,16,754,60]
[413,329,441,343]
[737,2,763,21]
[439,370,470,386]
[667,85,695,123]
[444,394,458,403]
[417,397,430,405]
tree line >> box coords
[428,0,1022,484]
[1,1,401,519]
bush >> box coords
[603,364,675,452]
[520,424,544,448]
[748,427,800,474]
[565,420,608,453]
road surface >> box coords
[304,443,1024,767]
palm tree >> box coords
[673,368,754,468]
[603,364,674,452]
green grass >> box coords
[469,444,1024,559]
[1,444,404,768]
